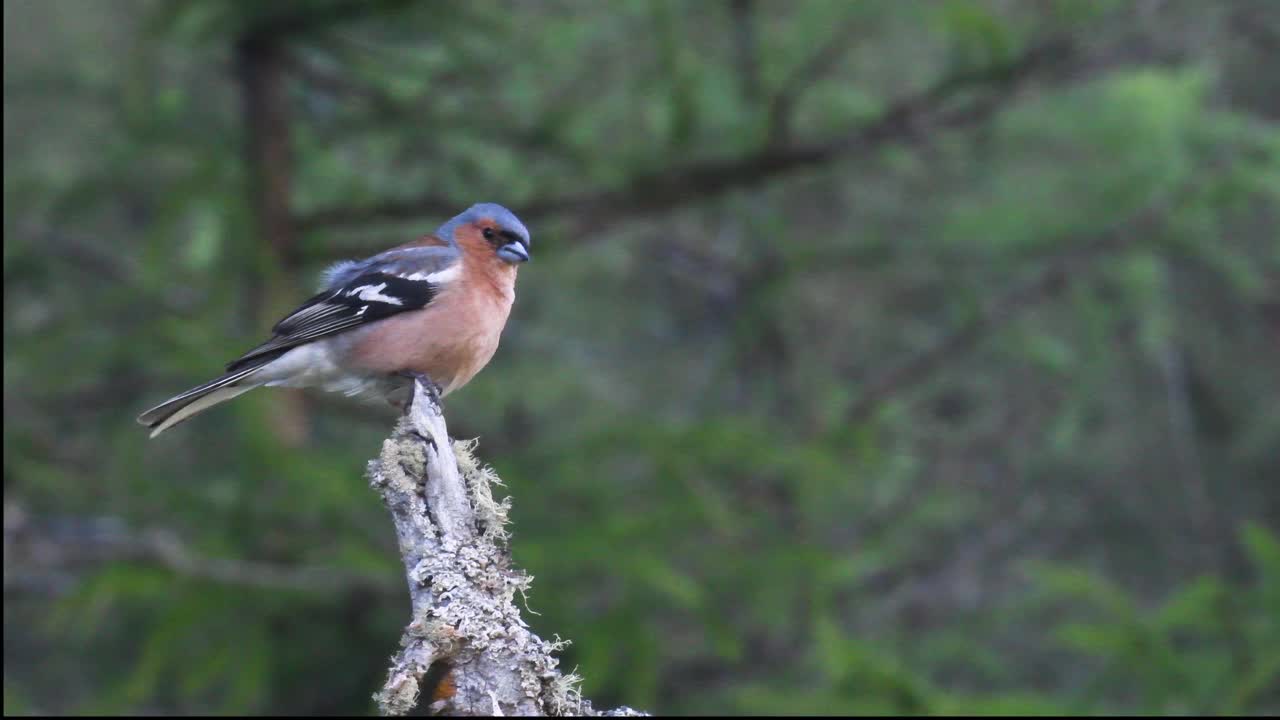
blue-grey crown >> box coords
[436,203,531,246]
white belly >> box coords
[255,343,395,400]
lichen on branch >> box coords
[366,380,645,717]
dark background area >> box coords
[4,0,1279,715]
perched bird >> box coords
[137,203,531,438]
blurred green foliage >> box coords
[4,0,1279,715]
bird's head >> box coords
[438,203,532,265]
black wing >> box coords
[226,272,440,372]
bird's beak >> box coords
[497,241,530,264]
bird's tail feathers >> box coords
[136,364,266,438]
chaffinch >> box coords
[138,203,531,437]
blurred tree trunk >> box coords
[236,30,310,445]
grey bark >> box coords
[367,380,646,716]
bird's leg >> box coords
[395,371,443,410]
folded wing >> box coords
[227,246,459,372]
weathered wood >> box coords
[367,380,646,717]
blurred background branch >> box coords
[4,502,395,596]
[845,176,1208,423]
[295,34,1078,236]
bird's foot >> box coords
[396,371,443,409]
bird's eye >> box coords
[482,227,496,241]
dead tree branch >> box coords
[367,380,645,716]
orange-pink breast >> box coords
[346,265,516,395]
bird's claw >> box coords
[397,371,443,408]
